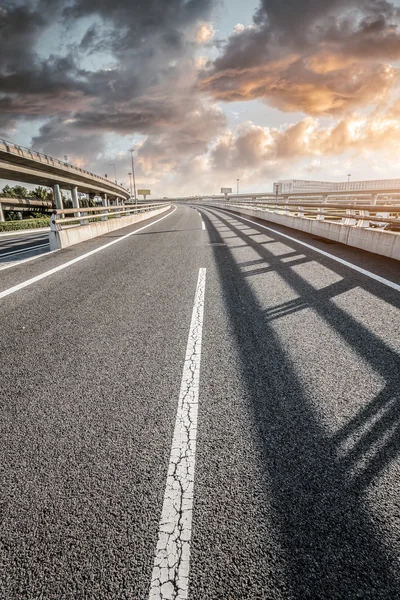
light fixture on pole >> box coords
[128,172,133,198]
[129,149,137,205]
[237,178,240,195]
[109,163,117,184]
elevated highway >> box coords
[0,138,130,219]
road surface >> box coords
[0,230,50,270]
[0,204,399,599]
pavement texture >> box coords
[0,203,399,599]
[0,231,50,269]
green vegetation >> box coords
[1,185,53,201]
[0,218,50,232]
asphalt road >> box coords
[0,230,50,270]
[0,204,399,599]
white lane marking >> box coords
[0,242,49,258]
[0,249,57,272]
[0,206,176,300]
[149,268,206,600]
[0,228,50,238]
[213,208,400,293]
[201,221,205,231]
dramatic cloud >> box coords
[200,0,400,115]
[210,101,400,177]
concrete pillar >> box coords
[371,193,378,205]
[53,184,63,210]
[0,203,4,222]
[71,186,80,217]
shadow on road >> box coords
[201,207,400,598]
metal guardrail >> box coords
[54,202,170,229]
[205,199,400,230]
[0,138,129,195]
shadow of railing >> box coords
[201,207,400,597]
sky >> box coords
[2,0,400,196]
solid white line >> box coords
[0,206,176,300]
[201,221,205,231]
[0,228,50,238]
[0,249,57,272]
[149,268,206,600]
[213,207,400,293]
[0,242,49,258]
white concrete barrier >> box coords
[50,205,171,250]
[210,204,400,261]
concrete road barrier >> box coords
[210,204,400,261]
[50,205,171,250]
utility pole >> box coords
[237,178,240,195]
[109,163,117,183]
[128,172,133,198]
[130,149,137,205]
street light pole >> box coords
[109,163,117,183]
[128,172,133,198]
[130,149,137,205]
[348,173,351,183]
[237,178,240,195]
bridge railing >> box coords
[0,138,129,194]
[206,199,400,230]
[54,202,170,228]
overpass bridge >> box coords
[0,199,399,598]
[0,138,130,220]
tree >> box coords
[10,185,29,199]
[2,185,16,198]
[30,186,51,200]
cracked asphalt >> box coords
[1,204,399,599]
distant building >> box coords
[273,179,400,195]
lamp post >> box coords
[128,172,133,198]
[109,163,117,184]
[348,173,351,183]
[237,178,240,195]
[129,149,137,205]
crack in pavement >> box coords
[149,268,206,600]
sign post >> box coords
[221,187,232,201]
[138,189,151,202]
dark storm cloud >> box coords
[0,0,215,119]
[199,0,400,115]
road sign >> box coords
[138,189,151,196]
[221,188,232,194]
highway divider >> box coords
[50,203,171,250]
[207,202,400,261]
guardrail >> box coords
[54,202,169,229]
[206,199,400,230]
[0,138,129,195]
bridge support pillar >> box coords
[71,186,80,217]
[53,184,63,210]
[371,193,378,205]
[0,203,4,222]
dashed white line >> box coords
[213,208,400,293]
[0,206,176,300]
[201,221,205,231]
[149,267,206,600]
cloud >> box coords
[196,22,215,44]
[199,0,400,115]
[210,101,400,178]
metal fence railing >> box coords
[53,202,170,229]
[202,199,400,230]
